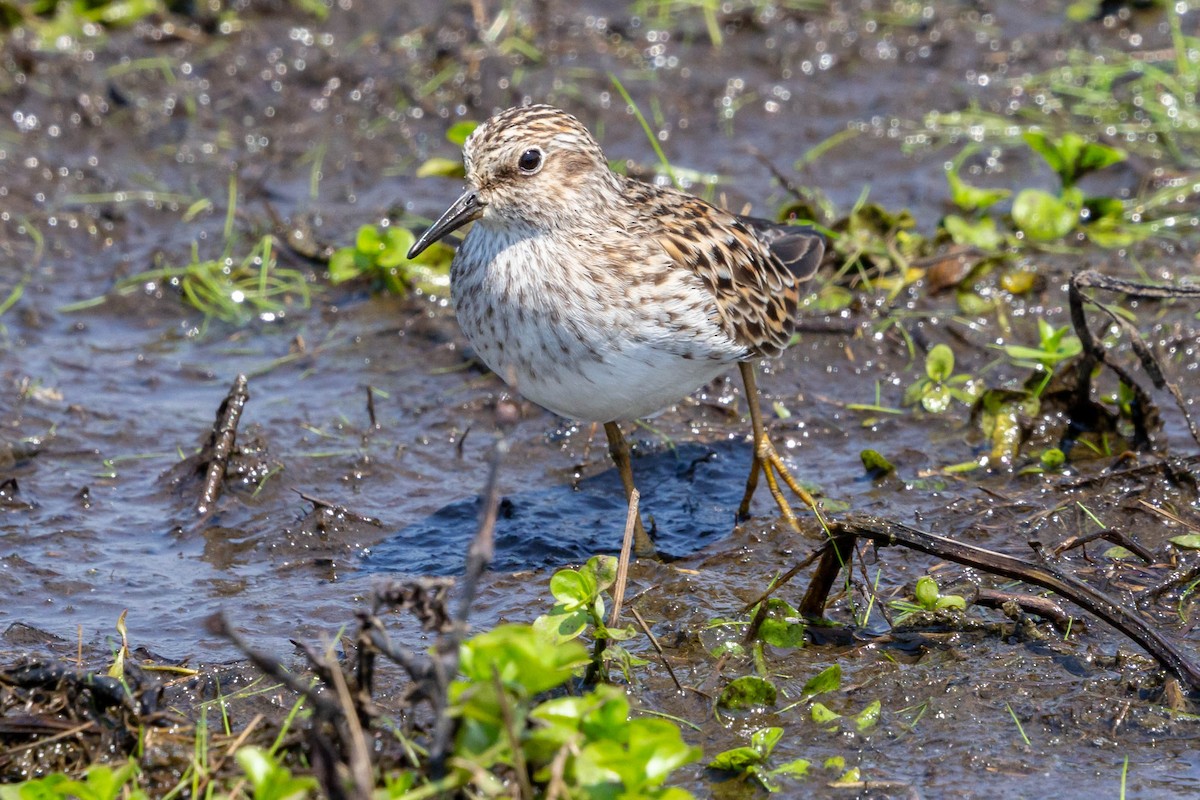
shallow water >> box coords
[2,0,1200,795]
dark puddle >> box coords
[375,441,772,573]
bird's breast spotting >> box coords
[451,227,740,422]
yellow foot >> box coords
[737,433,819,531]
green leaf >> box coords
[1012,188,1078,241]
[355,223,382,253]
[1084,195,1125,221]
[711,640,746,658]
[946,168,1011,212]
[1061,185,1085,208]
[836,766,863,783]
[3,775,74,800]
[528,685,631,765]
[1037,317,1057,348]
[1000,269,1037,295]
[902,379,928,407]
[530,694,592,732]
[582,554,619,593]
[458,624,589,696]
[1170,535,1200,550]
[921,384,952,414]
[978,390,1032,464]
[758,613,807,649]
[576,718,701,791]
[1075,138,1126,175]
[956,288,995,316]
[182,198,213,221]
[1066,0,1101,20]
[915,576,940,610]
[1000,344,1056,362]
[1022,131,1123,185]
[925,343,955,382]
[446,120,479,145]
[854,699,882,731]
[234,747,318,800]
[532,607,589,643]
[801,664,841,699]
[577,685,631,740]
[237,747,273,789]
[549,567,595,608]
[753,599,811,652]
[997,334,1081,369]
[810,701,841,724]
[327,248,360,284]
[860,449,895,476]
[718,675,778,710]
[750,726,784,757]
[935,594,967,611]
[770,758,812,778]
[943,213,1005,251]
[708,746,764,772]
[1040,448,1066,469]
[416,156,466,178]
[375,228,416,268]
[35,763,142,800]
[1022,130,1067,179]
[816,284,853,313]
[948,378,985,405]
[1084,215,1148,249]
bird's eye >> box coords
[517,148,543,173]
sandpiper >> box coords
[409,104,824,556]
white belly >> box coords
[512,342,732,422]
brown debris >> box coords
[196,374,251,517]
[1068,269,1200,451]
[798,513,1200,691]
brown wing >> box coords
[632,181,824,358]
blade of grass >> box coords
[608,72,678,186]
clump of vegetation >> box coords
[890,575,967,624]
[0,563,701,798]
[940,130,1139,250]
[0,0,329,46]
[328,223,452,296]
[64,181,312,327]
[446,623,699,799]
[894,316,1100,471]
[902,343,984,414]
[921,1,1198,248]
[144,234,312,325]
[327,121,473,296]
[534,555,645,682]
[0,0,170,42]
[708,727,811,792]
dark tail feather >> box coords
[738,216,825,283]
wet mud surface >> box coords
[2,0,1200,795]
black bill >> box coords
[407,189,483,258]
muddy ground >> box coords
[2,0,1200,796]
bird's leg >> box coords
[736,361,818,530]
[603,421,657,558]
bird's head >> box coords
[408,104,617,258]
